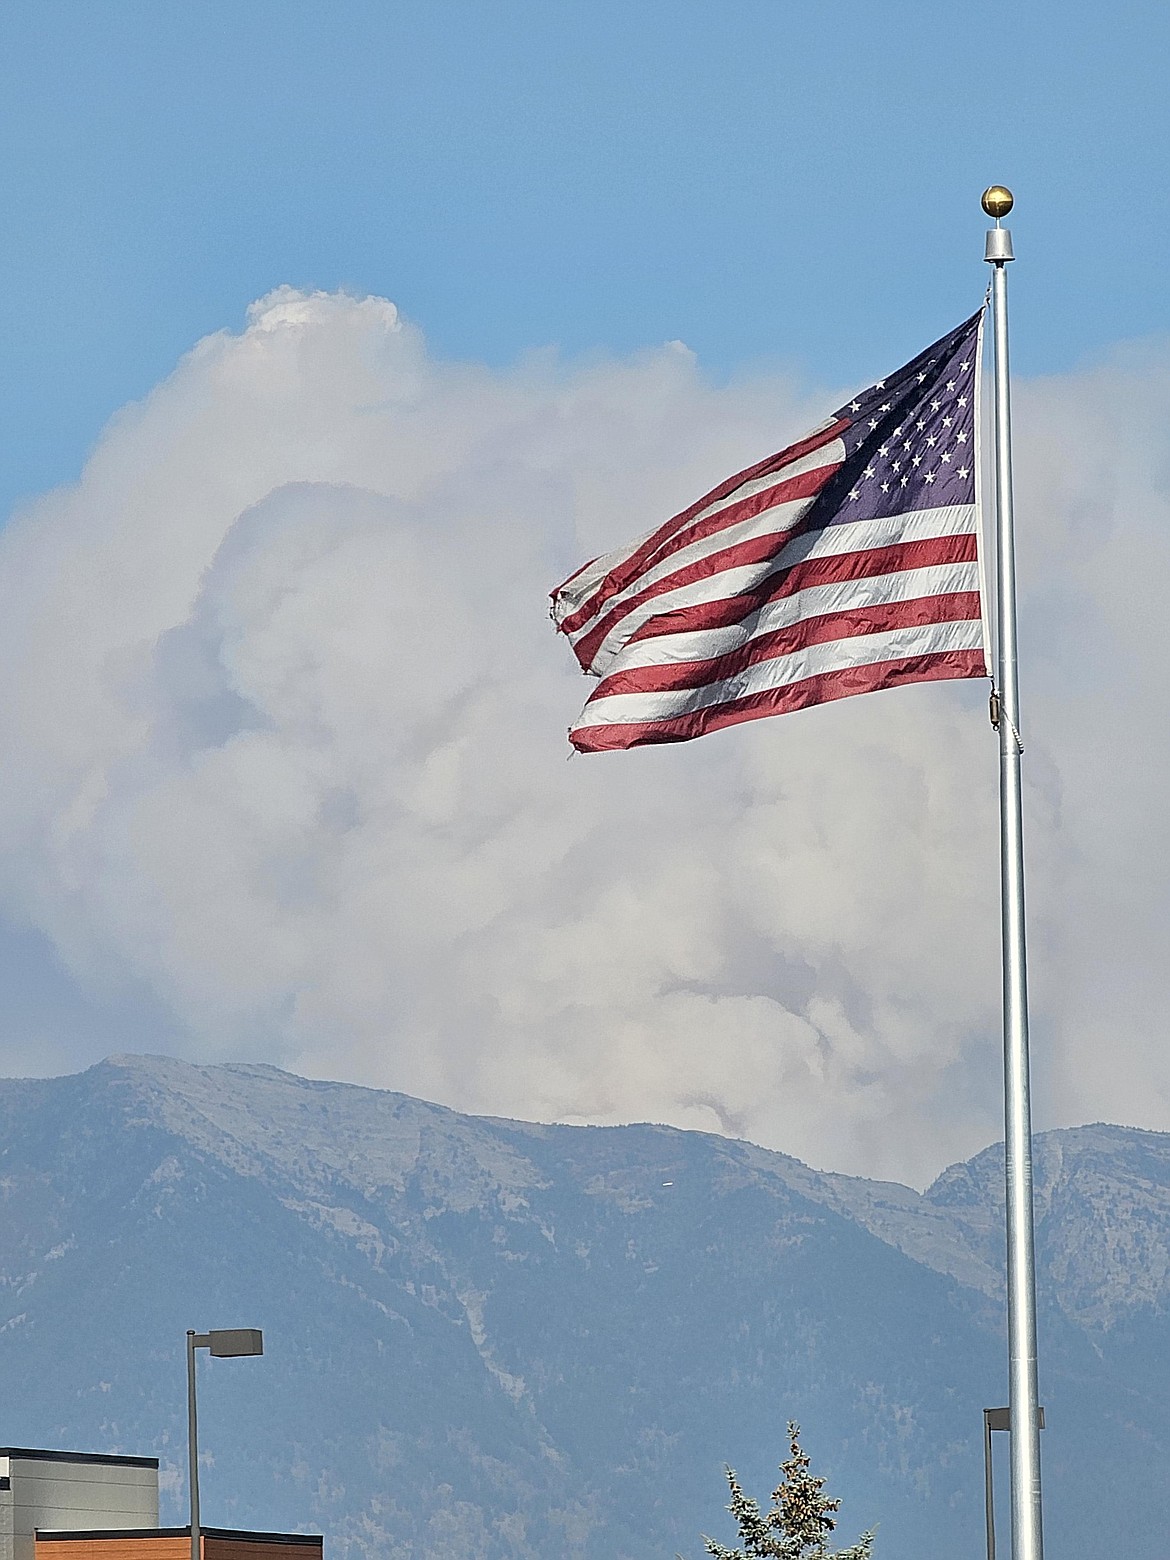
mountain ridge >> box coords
[2,1054,1169,1558]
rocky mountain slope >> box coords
[1,1056,1168,1558]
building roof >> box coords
[37,1532,321,1548]
[0,1448,159,1469]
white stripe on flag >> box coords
[578,502,976,671]
[558,436,846,627]
[572,617,984,733]
[566,485,831,648]
[607,559,980,672]
[683,434,844,529]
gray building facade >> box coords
[0,1450,158,1560]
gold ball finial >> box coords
[981,185,1014,220]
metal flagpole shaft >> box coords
[982,184,1044,1560]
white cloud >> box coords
[0,288,1165,1185]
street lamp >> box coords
[983,1404,1045,1560]
[186,1329,264,1560]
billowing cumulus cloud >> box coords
[0,289,1165,1184]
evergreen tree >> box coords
[695,1423,875,1560]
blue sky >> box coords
[3,0,1168,519]
[1,2,1169,1178]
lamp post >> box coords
[984,1405,1045,1560]
[186,1328,264,1560]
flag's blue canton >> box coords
[814,310,982,526]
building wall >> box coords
[203,1541,321,1560]
[2,1458,158,1560]
[37,1536,322,1560]
[1,1476,14,1560]
[35,1541,189,1560]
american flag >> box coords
[552,311,989,752]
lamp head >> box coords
[207,1327,263,1357]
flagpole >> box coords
[982,184,1044,1560]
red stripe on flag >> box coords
[557,457,842,641]
[569,523,831,670]
[593,592,982,699]
[659,457,841,554]
[554,419,848,631]
[569,650,988,752]
[627,532,978,644]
